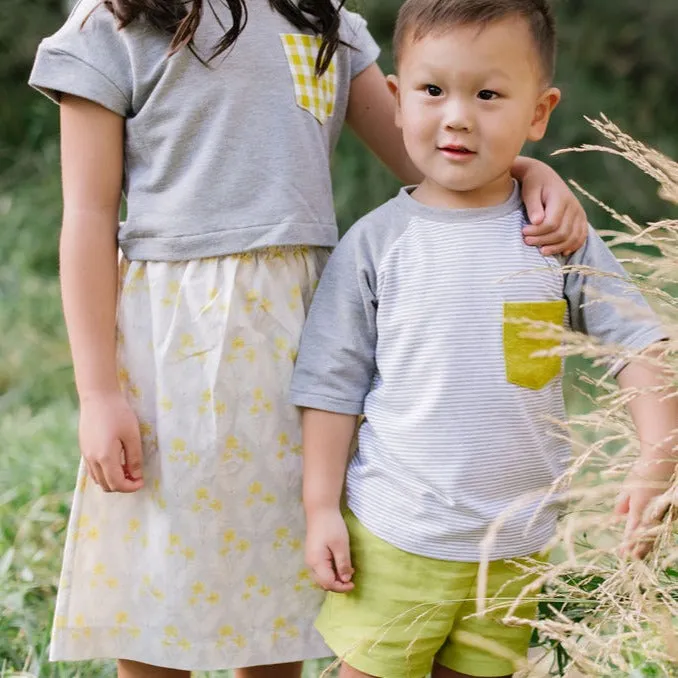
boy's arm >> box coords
[565,228,674,557]
[615,353,678,558]
[290,220,380,591]
[302,409,357,592]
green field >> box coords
[3,0,678,676]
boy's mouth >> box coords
[439,144,476,160]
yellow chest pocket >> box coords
[503,300,567,390]
[280,33,337,124]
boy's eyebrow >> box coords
[407,63,513,80]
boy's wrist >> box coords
[304,500,342,519]
[632,457,677,483]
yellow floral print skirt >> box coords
[50,247,331,671]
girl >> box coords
[29,0,586,676]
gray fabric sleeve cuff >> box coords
[609,329,669,377]
[342,11,381,79]
[350,35,380,79]
[289,391,364,415]
[29,46,130,116]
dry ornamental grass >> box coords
[494,116,678,678]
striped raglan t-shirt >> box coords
[290,183,666,562]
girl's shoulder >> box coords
[337,6,380,79]
[29,1,169,116]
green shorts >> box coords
[316,511,545,678]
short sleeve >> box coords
[290,223,379,415]
[564,226,668,375]
[340,9,381,79]
[29,0,133,116]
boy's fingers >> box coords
[615,493,630,516]
[312,561,353,593]
[632,543,653,560]
[626,503,642,532]
[309,552,338,590]
[332,546,354,584]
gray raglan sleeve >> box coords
[290,221,379,415]
[564,226,667,375]
[29,0,133,116]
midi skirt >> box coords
[50,246,332,671]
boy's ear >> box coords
[386,74,403,129]
[527,87,561,142]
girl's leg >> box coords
[431,663,511,678]
[117,660,190,678]
[235,662,303,678]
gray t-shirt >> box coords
[290,184,666,562]
[29,0,379,260]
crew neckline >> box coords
[394,180,523,224]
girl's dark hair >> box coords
[100,0,345,76]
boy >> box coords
[290,1,677,676]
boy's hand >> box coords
[615,463,673,559]
[305,508,355,593]
[519,159,588,256]
[79,391,145,493]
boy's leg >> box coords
[431,665,511,678]
[117,660,190,677]
[118,660,303,677]
[235,662,302,678]
[339,663,378,678]
[434,555,546,678]
[316,511,472,678]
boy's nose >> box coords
[443,100,473,132]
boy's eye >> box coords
[478,89,499,101]
[425,84,443,97]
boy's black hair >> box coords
[394,0,556,83]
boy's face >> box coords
[388,17,561,208]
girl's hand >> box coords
[79,391,145,493]
[518,158,588,257]
[305,508,354,593]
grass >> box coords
[511,117,678,677]
[2,119,678,677]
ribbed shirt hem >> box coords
[120,221,338,261]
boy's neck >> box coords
[411,172,515,211]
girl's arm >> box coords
[512,156,588,256]
[60,94,143,494]
[345,62,420,184]
[303,408,357,592]
[346,63,588,255]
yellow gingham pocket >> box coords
[280,33,337,124]
[503,300,566,390]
